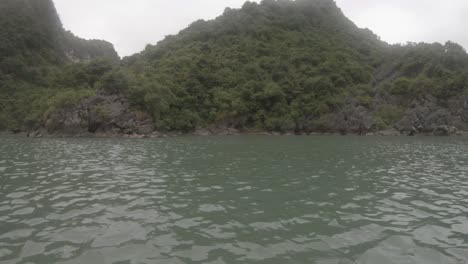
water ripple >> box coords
[0,135,467,263]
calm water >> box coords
[0,135,468,264]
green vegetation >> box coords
[0,58,121,130]
[387,42,468,99]
[122,0,386,132]
[0,0,118,131]
[1,0,468,133]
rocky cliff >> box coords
[30,91,468,137]
[29,91,154,137]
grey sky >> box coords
[53,0,468,57]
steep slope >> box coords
[0,0,118,70]
[118,0,468,135]
[122,0,388,133]
[0,0,64,68]
[5,0,468,136]
[372,42,468,135]
[0,0,119,130]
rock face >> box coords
[299,94,468,136]
[460,95,468,125]
[32,91,154,137]
[328,101,376,135]
[394,95,464,136]
[376,128,401,136]
[28,91,468,137]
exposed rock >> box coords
[216,128,240,136]
[39,91,154,136]
[432,125,458,136]
[27,130,44,138]
[26,91,468,137]
[432,125,449,136]
[147,132,163,138]
[193,129,214,136]
[455,130,468,136]
[376,128,401,136]
[395,96,455,135]
[327,100,376,135]
[204,125,240,136]
[124,134,146,139]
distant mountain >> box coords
[0,0,118,129]
[2,0,468,136]
[0,0,118,67]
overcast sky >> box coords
[53,0,468,57]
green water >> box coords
[0,135,467,264]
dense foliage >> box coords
[1,0,468,133]
[0,0,118,130]
[124,0,387,131]
[121,0,468,132]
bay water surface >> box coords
[0,135,467,263]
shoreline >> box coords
[2,128,468,139]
